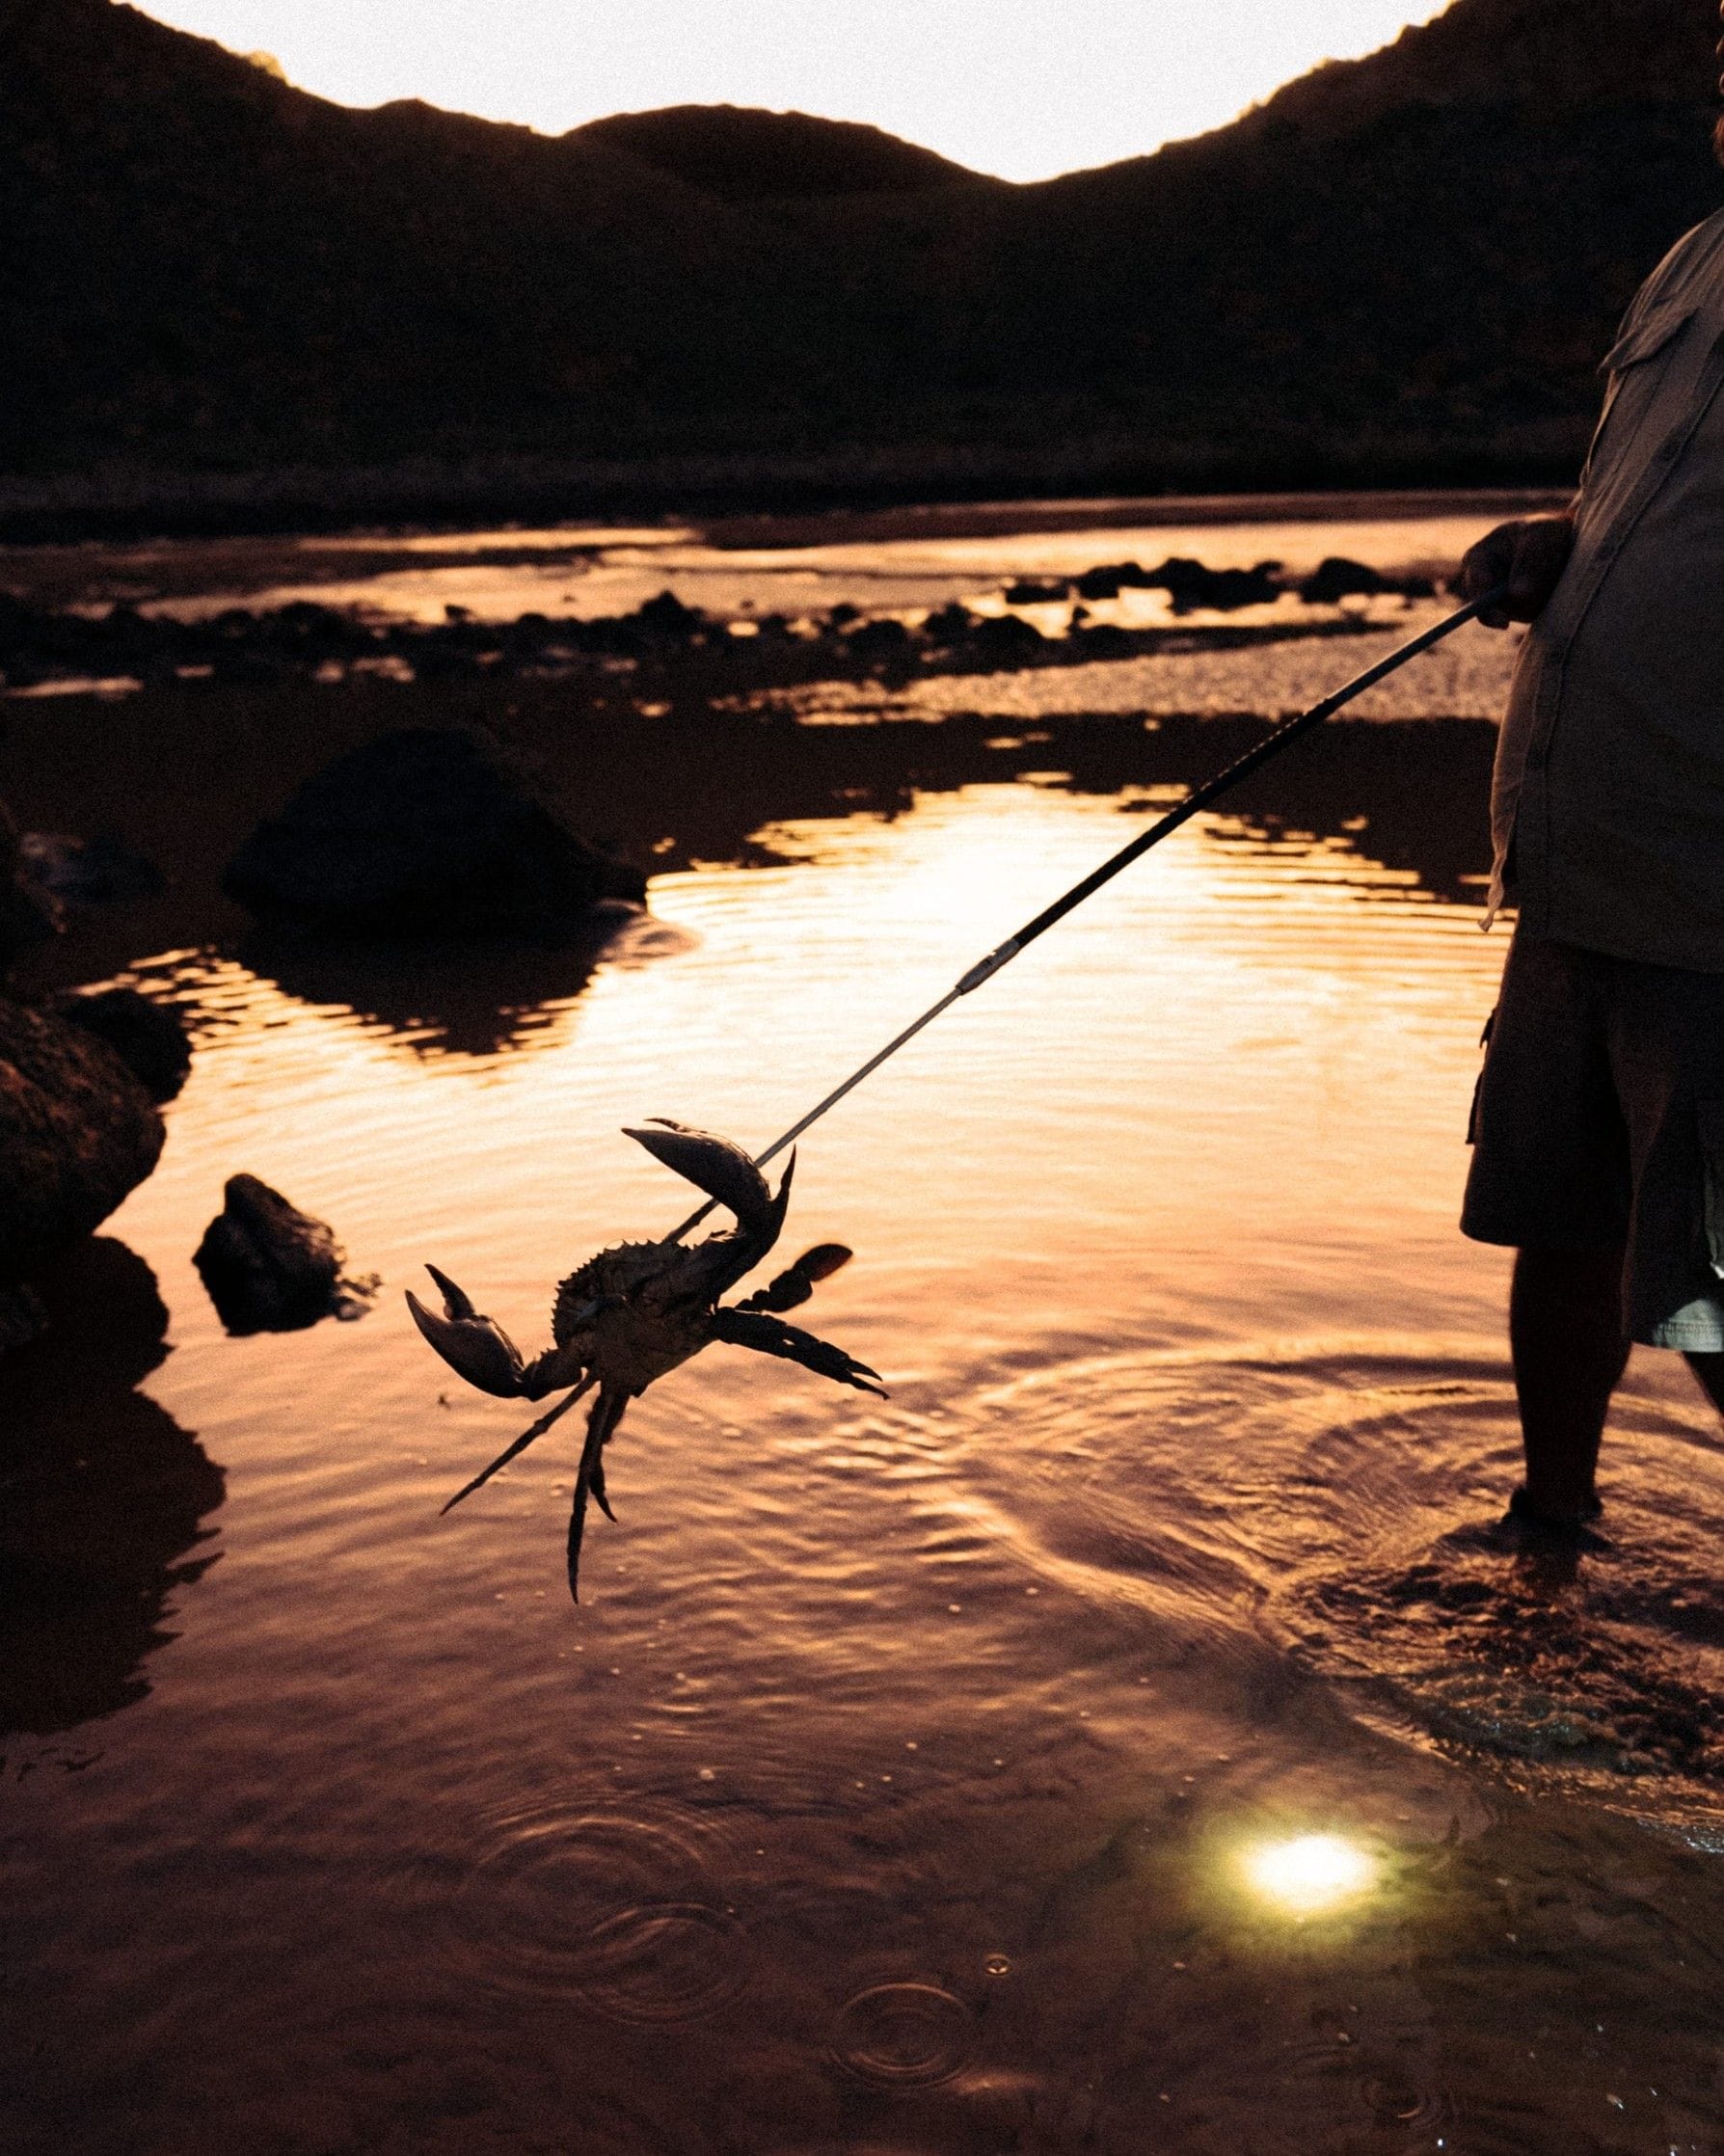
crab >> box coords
[408,1119,884,1597]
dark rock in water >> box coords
[633,589,704,643]
[1148,557,1283,611]
[0,999,164,1295]
[223,726,646,938]
[0,799,62,974]
[54,988,192,1104]
[194,1172,377,1334]
[1073,562,1150,601]
[1298,555,1392,604]
[17,830,163,905]
[921,602,976,643]
[842,616,913,666]
[968,613,1047,662]
[1004,578,1071,605]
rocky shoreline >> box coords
[0,554,1440,703]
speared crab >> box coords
[408,1120,884,1597]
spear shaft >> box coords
[669,592,1496,1241]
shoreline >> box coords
[0,453,1576,548]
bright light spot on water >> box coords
[1240,1833,1378,1916]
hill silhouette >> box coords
[572,105,988,200]
[1,0,1720,528]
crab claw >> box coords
[624,1119,773,1231]
[739,1242,853,1314]
[710,1306,886,1396]
[407,1263,533,1398]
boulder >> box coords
[0,999,165,1288]
[1298,555,1392,605]
[194,1172,376,1334]
[17,830,163,905]
[223,726,646,938]
[1149,557,1283,611]
[54,987,192,1104]
[0,799,62,975]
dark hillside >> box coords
[572,105,990,199]
[1,0,1720,525]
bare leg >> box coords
[1509,1245,1630,1523]
[1684,1352,1724,1418]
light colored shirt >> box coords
[1490,207,1724,969]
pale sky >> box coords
[132,1,1451,182]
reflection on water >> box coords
[236,907,694,1061]
[0,1239,223,1738]
[8,510,1724,2153]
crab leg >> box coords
[440,1372,597,1516]
[568,1386,633,1601]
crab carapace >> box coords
[408,1120,883,1598]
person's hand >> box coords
[1459,515,1576,628]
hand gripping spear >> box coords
[432,592,1503,1521]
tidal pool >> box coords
[5,504,1724,2155]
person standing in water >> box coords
[1458,3,1724,1534]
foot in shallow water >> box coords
[1502,1482,1608,1546]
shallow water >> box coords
[7,505,1724,2154]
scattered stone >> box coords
[194,1172,378,1334]
[223,726,647,938]
[0,998,165,1296]
[921,602,976,643]
[54,988,192,1104]
[1298,556,1392,604]
[842,616,913,666]
[1004,578,1071,605]
[1149,557,1283,611]
[1073,561,1151,601]
[968,613,1047,662]
[0,799,62,974]
[17,830,163,905]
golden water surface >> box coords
[6,504,1724,2156]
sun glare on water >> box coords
[1240,1833,1380,1917]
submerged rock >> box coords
[0,999,165,1298]
[194,1172,377,1334]
[223,726,646,938]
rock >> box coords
[18,830,163,905]
[920,602,976,643]
[632,589,705,643]
[967,613,1047,662]
[1148,557,1283,611]
[1073,561,1150,601]
[0,998,165,1289]
[1298,555,1391,604]
[842,616,913,666]
[54,988,192,1104]
[1004,579,1071,605]
[194,1172,376,1334]
[0,799,62,975]
[223,726,647,938]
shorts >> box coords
[1461,927,1724,1352]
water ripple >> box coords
[829,1981,975,2089]
[446,1802,750,2021]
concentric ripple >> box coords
[449,1804,750,2021]
[960,1344,1724,1814]
[829,1982,975,2088]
